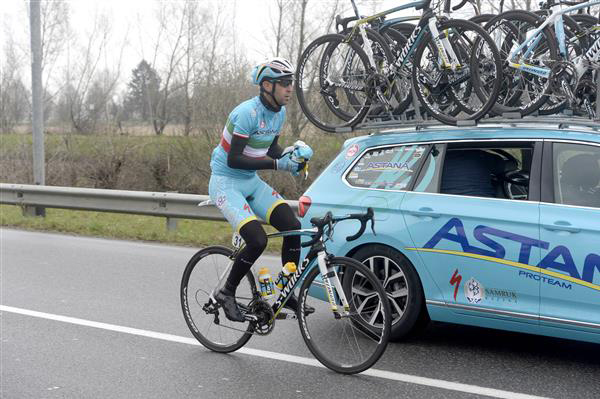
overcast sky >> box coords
[0,1,420,62]
[0,0,481,93]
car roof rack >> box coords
[333,79,600,134]
[337,112,600,135]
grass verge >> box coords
[0,205,283,253]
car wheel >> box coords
[352,245,426,341]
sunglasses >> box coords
[274,79,294,88]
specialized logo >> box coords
[449,269,462,301]
[396,24,422,68]
[410,217,600,291]
[273,256,310,314]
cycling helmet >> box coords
[251,57,295,85]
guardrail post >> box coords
[22,205,45,217]
[166,217,178,231]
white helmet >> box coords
[250,57,295,85]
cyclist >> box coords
[208,57,314,322]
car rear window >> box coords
[344,144,427,190]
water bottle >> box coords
[275,262,297,290]
[258,268,275,299]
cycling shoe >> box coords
[214,290,245,322]
[284,294,315,315]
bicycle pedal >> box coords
[244,314,258,322]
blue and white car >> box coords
[298,121,600,343]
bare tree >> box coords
[266,0,343,138]
[141,1,206,135]
[39,1,70,100]
[191,2,253,142]
[487,0,534,13]
[59,10,126,134]
[0,25,31,133]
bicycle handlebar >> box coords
[301,208,376,248]
[443,0,469,13]
[335,14,359,33]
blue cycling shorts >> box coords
[208,174,286,232]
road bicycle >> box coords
[295,0,502,131]
[180,207,392,374]
[484,0,600,117]
[331,0,483,122]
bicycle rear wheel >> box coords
[297,256,391,374]
[483,11,558,117]
[180,246,256,353]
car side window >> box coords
[553,142,600,208]
[413,142,534,200]
[345,144,427,190]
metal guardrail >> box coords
[0,183,299,228]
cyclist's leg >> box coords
[270,204,301,266]
[208,175,268,321]
[247,176,299,266]
[248,177,313,313]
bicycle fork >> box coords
[317,251,351,319]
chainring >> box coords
[248,299,275,335]
[549,61,577,96]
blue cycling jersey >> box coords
[210,96,286,179]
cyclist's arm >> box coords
[266,136,285,159]
[227,134,276,170]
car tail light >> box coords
[298,195,312,218]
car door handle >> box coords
[406,207,441,218]
[541,221,581,233]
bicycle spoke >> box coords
[297,257,390,374]
[180,247,254,353]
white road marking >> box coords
[1,305,551,399]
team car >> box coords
[298,120,600,343]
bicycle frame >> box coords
[211,228,352,322]
[508,0,600,78]
[344,0,463,77]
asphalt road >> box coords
[2,228,599,399]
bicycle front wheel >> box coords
[412,18,502,125]
[297,256,391,374]
[296,33,372,133]
[180,246,256,353]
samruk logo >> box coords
[464,277,484,303]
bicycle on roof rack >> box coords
[180,206,392,375]
[295,0,503,132]
[483,0,600,119]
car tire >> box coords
[352,245,426,341]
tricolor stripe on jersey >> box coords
[219,117,272,158]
